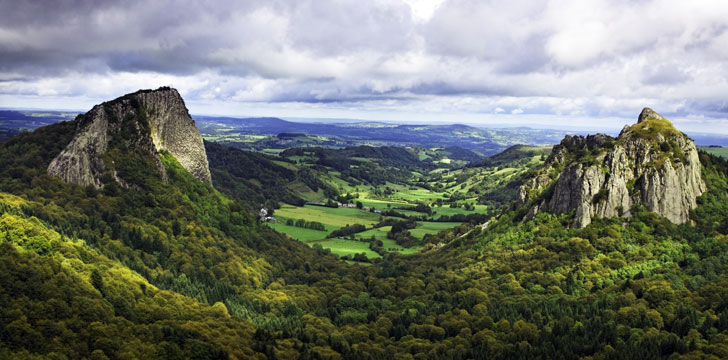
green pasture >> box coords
[274,204,382,228]
[700,146,728,159]
[394,188,446,202]
[356,197,410,210]
[266,222,329,241]
[432,204,488,217]
[409,221,462,239]
[392,209,425,217]
[379,238,423,254]
[271,160,299,171]
[354,226,391,241]
[261,148,284,155]
[312,238,382,259]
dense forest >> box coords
[0,118,727,359]
[205,141,306,209]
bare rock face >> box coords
[137,89,212,184]
[48,87,212,188]
[519,108,706,227]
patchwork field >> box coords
[248,143,536,262]
[700,146,728,159]
[274,204,382,227]
[355,226,391,241]
[266,202,461,259]
[260,157,497,261]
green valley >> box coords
[0,89,727,360]
[204,139,544,261]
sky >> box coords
[1,0,728,133]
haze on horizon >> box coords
[1,0,728,134]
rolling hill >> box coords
[196,115,569,155]
[1,91,727,359]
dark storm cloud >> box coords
[0,0,416,78]
[407,81,508,97]
[0,0,116,27]
[685,99,728,115]
[1,0,728,132]
[0,0,264,75]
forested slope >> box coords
[205,141,305,208]
[0,115,727,359]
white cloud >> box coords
[0,0,727,133]
[402,0,446,22]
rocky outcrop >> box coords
[519,108,706,227]
[48,87,212,188]
[138,88,211,184]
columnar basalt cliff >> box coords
[518,108,706,227]
[48,87,212,187]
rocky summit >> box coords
[518,108,706,227]
[48,87,212,187]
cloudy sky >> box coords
[1,0,728,133]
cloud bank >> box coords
[1,0,727,132]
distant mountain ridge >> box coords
[0,110,35,121]
[518,108,706,227]
[195,115,569,155]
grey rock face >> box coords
[519,108,706,227]
[48,87,212,187]
[137,89,212,184]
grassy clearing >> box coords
[266,222,328,241]
[261,149,285,155]
[312,238,382,259]
[271,160,299,171]
[356,197,410,209]
[492,167,518,176]
[328,176,351,188]
[395,188,446,202]
[379,238,422,254]
[700,146,728,159]
[410,221,461,239]
[287,182,325,202]
[274,204,382,228]
[394,209,427,217]
[355,227,424,254]
[429,168,449,174]
[354,226,391,241]
[432,204,488,217]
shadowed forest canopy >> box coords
[0,114,727,359]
